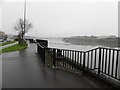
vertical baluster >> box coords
[59,49,61,66]
[72,51,74,70]
[70,50,71,69]
[75,51,77,70]
[50,48,51,65]
[91,50,93,69]
[52,49,54,65]
[63,50,65,68]
[51,49,52,65]
[94,49,97,69]
[58,49,63,65]
[87,52,89,69]
[58,49,60,60]
[49,48,51,65]
[56,49,58,66]
[67,50,69,69]
[70,50,72,69]
[108,49,111,75]
[80,52,82,67]
[77,51,79,71]
[65,50,68,69]
[71,51,73,70]
[69,51,70,69]
[58,49,60,67]
[64,50,65,68]
[69,50,72,69]
[47,48,49,65]
[111,50,115,77]
[115,51,119,78]
[65,50,67,67]
[59,49,61,67]
[83,52,86,70]
[98,48,101,75]
[53,49,56,67]
[62,50,64,67]
[57,49,60,67]
[105,49,108,74]
[101,48,105,73]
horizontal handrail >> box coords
[99,47,120,51]
[47,47,120,53]
[47,47,85,53]
[37,43,44,49]
[85,47,100,52]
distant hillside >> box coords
[63,36,120,47]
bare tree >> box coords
[14,18,32,45]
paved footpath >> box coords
[0,42,18,49]
[2,43,110,88]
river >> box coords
[47,38,98,51]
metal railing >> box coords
[36,39,48,64]
[26,39,36,43]
[37,42,120,81]
[98,47,120,80]
[37,43,45,64]
[36,39,48,48]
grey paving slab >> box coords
[2,43,109,88]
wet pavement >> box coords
[2,43,109,88]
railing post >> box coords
[37,43,40,55]
[83,52,86,70]
[43,48,45,64]
[98,48,101,75]
[53,49,56,68]
[37,44,39,53]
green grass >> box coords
[0,41,17,46]
[1,44,28,53]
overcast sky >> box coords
[1,0,119,37]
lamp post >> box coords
[23,0,26,38]
[118,1,120,79]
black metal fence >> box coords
[98,47,120,80]
[36,39,48,48]
[36,39,48,64]
[37,42,120,81]
[37,43,45,64]
[26,39,36,43]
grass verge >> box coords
[1,44,28,53]
[0,41,17,46]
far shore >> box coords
[62,36,120,48]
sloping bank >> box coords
[0,41,17,46]
[0,43,28,54]
[1,41,18,49]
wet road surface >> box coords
[2,43,109,88]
